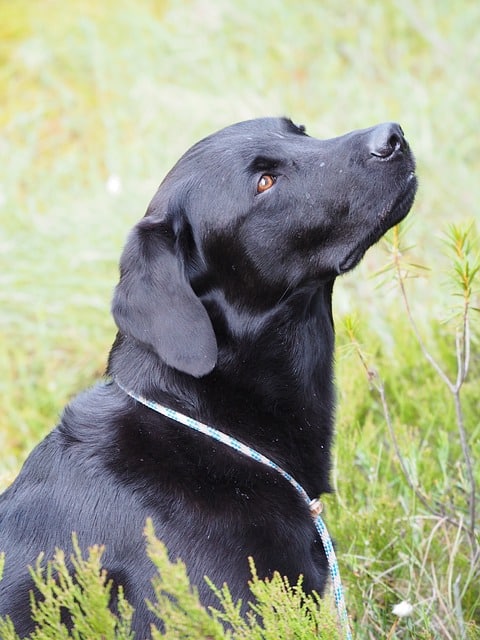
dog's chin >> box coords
[338,174,417,275]
[337,247,368,274]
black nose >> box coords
[369,122,407,159]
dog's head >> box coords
[112,117,417,377]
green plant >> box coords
[341,221,479,639]
[145,519,339,640]
[0,523,340,640]
[0,537,134,640]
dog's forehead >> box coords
[212,118,306,146]
[184,117,311,167]
[218,117,307,138]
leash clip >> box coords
[309,498,323,518]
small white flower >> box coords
[392,601,413,618]
[106,174,122,195]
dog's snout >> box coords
[369,122,407,159]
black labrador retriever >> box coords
[0,117,417,636]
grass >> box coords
[0,0,479,637]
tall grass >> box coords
[336,223,479,638]
[0,0,479,637]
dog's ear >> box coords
[111,203,217,378]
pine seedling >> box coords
[0,536,134,640]
[146,520,341,640]
[145,519,227,640]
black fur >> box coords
[0,117,416,637]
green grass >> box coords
[0,0,479,637]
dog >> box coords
[0,117,416,637]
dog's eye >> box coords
[257,174,276,193]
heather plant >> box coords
[0,538,134,640]
[0,523,339,640]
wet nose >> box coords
[369,122,407,159]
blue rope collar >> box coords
[115,379,352,639]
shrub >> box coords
[0,522,340,640]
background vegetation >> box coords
[0,0,478,638]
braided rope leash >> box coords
[115,380,353,639]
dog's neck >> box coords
[107,280,335,494]
[109,280,334,402]
[215,282,335,402]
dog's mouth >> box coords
[338,172,417,274]
[380,172,417,226]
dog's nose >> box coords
[369,122,407,159]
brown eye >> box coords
[257,174,276,193]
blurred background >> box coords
[0,1,479,635]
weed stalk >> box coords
[389,224,477,543]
